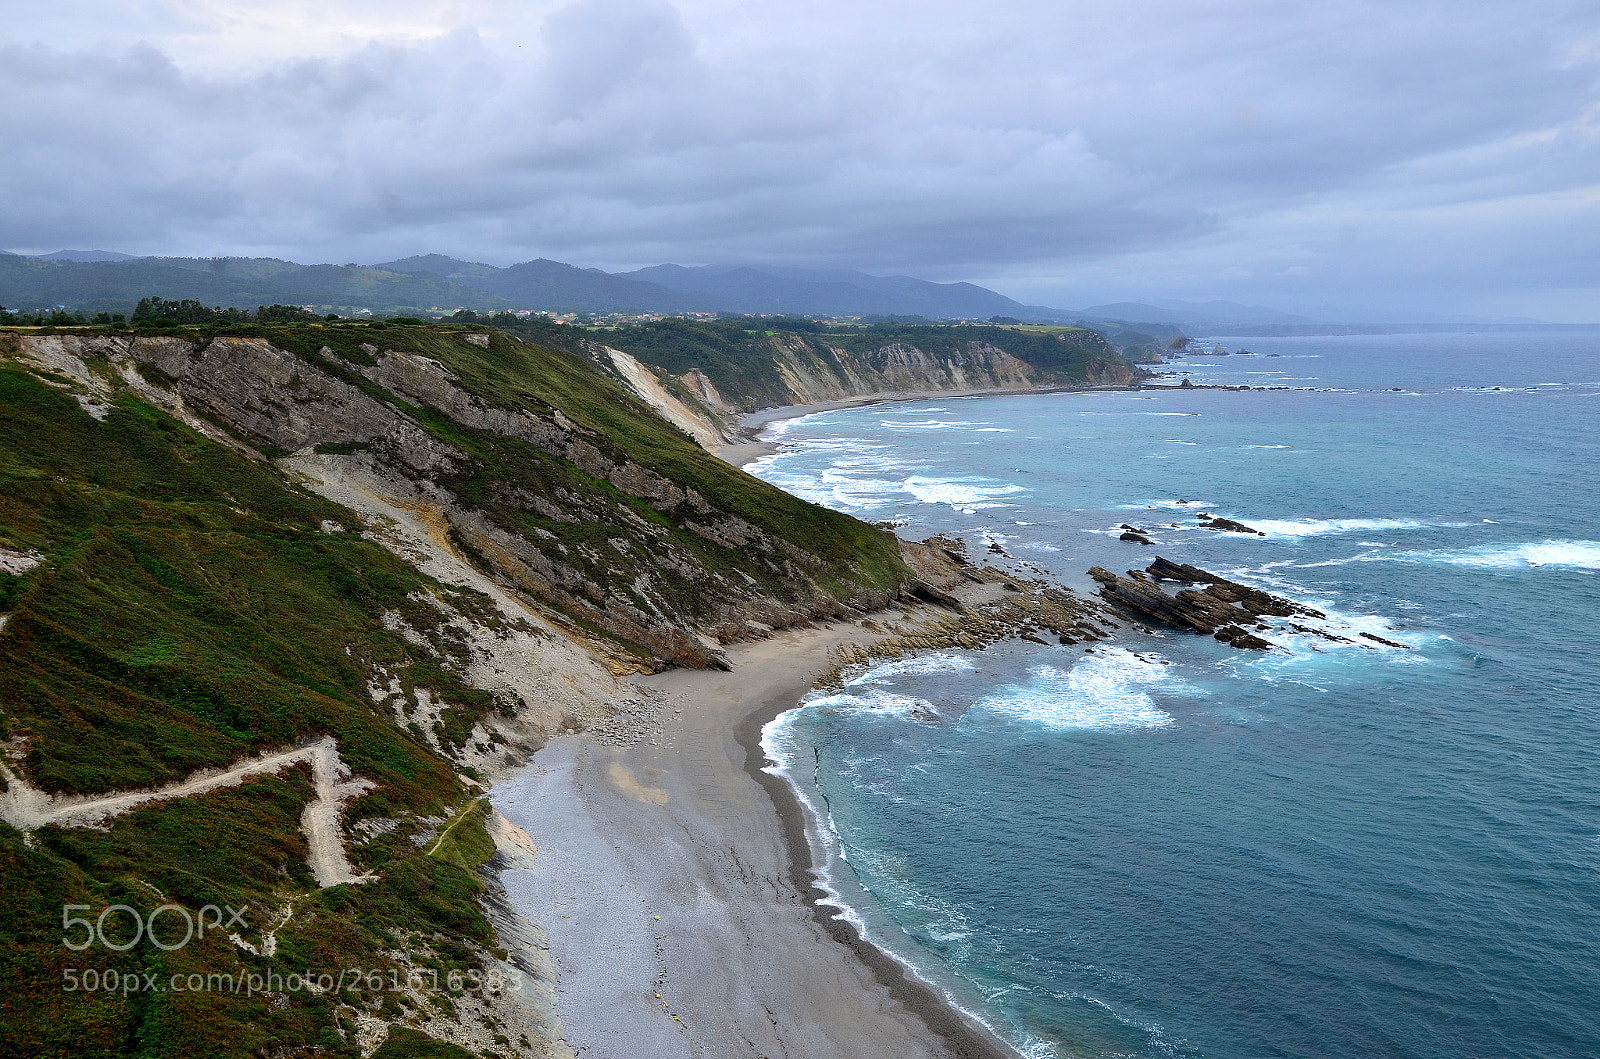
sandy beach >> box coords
[491,608,1018,1059]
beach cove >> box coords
[490,601,1026,1059]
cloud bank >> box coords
[4,0,1598,318]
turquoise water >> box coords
[748,332,1600,1059]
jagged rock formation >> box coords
[1089,558,1327,649]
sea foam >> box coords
[1417,539,1600,570]
[904,475,1025,513]
[1243,517,1430,538]
[969,649,1178,731]
[845,652,977,685]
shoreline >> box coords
[732,668,1023,1059]
[491,608,1021,1059]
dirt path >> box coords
[0,735,372,887]
[425,796,485,857]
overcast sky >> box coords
[4,0,1598,319]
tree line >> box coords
[130,298,332,325]
[0,297,336,327]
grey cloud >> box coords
[539,0,696,115]
[2,0,1598,318]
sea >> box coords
[746,331,1600,1059]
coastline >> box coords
[490,607,1021,1059]
[732,667,1022,1059]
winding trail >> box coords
[0,735,373,887]
[425,796,485,857]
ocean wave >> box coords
[753,471,881,512]
[829,452,918,470]
[1289,539,1600,571]
[800,686,947,723]
[882,418,986,430]
[844,652,977,686]
[760,409,842,438]
[904,475,1025,513]
[818,469,906,509]
[1244,517,1431,538]
[968,649,1178,731]
[1411,539,1600,570]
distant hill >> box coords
[37,249,139,263]
[377,255,699,313]
[7,250,1566,330]
[0,255,502,314]
[0,251,1092,320]
[625,263,1077,321]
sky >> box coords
[3,0,1598,320]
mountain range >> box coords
[0,251,1104,323]
[0,251,1558,329]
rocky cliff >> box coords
[497,316,1144,427]
[15,326,909,672]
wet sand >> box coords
[491,611,1018,1059]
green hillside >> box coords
[0,357,496,1057]
[0,318,914,1056]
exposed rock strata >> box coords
[644,332,1138,419]
[1089,558,1327,649]
[826,566,1119,679]
[21,333,902,672]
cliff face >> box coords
[13,327,908,672]
[755,335,1043,405]
[484,317,1142,439]
[611,324,1139,415]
